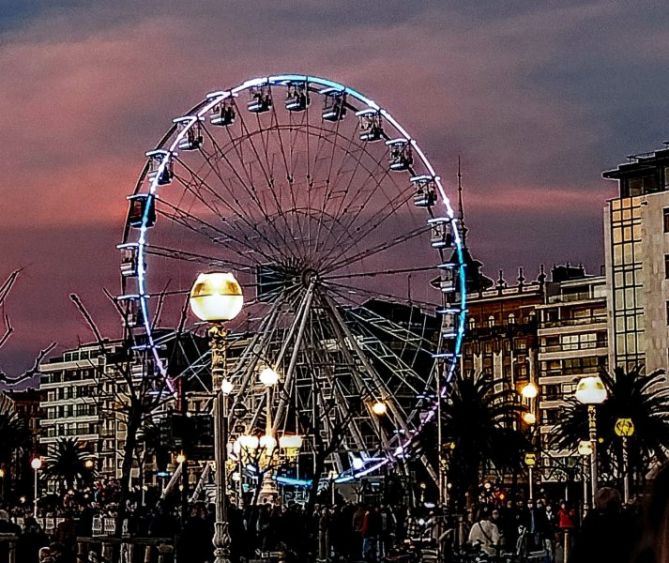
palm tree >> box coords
[45,437,95,491]
[551,366,669,488]
[433,370,529,508]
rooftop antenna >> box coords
[457,156,468,245]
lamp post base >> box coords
[213,521,231,563]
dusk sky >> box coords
[1,0,668,376]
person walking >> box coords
[468,507,500,558]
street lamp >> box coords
[190,271,243,563]
[31,457,42,518]
[575,376,607,507]
[0,467,5,502]
[614,417,635,504]
[519,381,539,499]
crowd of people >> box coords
[1,464,669,563]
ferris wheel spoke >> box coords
[267,90,309,256]
[233,99,304,260]
[170,167,262,248]
[323,279,436,311]
[324,176,414,269]
[324,264,436,281]
[324,223,431,274]
[200,124,269,216]
[156,199,276,267]
[212,116,303,261]
[180,137,298,264]
[144,245,255,273]
[183,142,296,263]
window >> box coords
[664,209,669,233]
[666,301,669,325]
[487,315,495,328]
[665,255,669,279]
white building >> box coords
[38,342,124,481]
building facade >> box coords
[603,148,669,373]
[536,268,608,480]
[38,342,123,481]
[461,270,544,395]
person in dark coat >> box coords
[16,517,50,563]
[633,463,669,563]
[571,487,639,563]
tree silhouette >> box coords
[436,370,528,507]
[45,437,95,491]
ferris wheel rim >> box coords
[120,73,468,480]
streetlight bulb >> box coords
[189,272,243,322]
[522,412,537,425]
[259,367,279,387]
[176,453,187,464]
[221,379,233,395]
[575,376,607,405]
[372,401,387,416]
[520,382,539,399]
[84,459,95,470]
[31,458,42,471]
[0,469,5,478]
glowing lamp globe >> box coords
[520,382,539,400]
[221,379,234,395]
[189,272,243,322]
[238,435,259,451]
[279,434,303,450]
[522,412,537,426]
[176,453,187,464]
[259,367,279,387]
[577,440,593,456]
[31,458,42,471]
[372,401,387,416]
[259,434,277,453]
[575,376,607,405]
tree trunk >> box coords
[116,405,141,537]
[306,451,325,514]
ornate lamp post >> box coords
[519,381,539,499]
[189,272,243,563]
[614,417,635,504]
[31,457,42,518]
[575,376,607,507]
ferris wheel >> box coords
[118,74,467,484]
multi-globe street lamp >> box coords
[189,272,243,563]
[575,375,607,506]
[31,457,42,518]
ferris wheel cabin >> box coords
[386,138,413,171]
[356,109,384,142]
[320,88,347,122]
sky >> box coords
[1,0,668,376]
